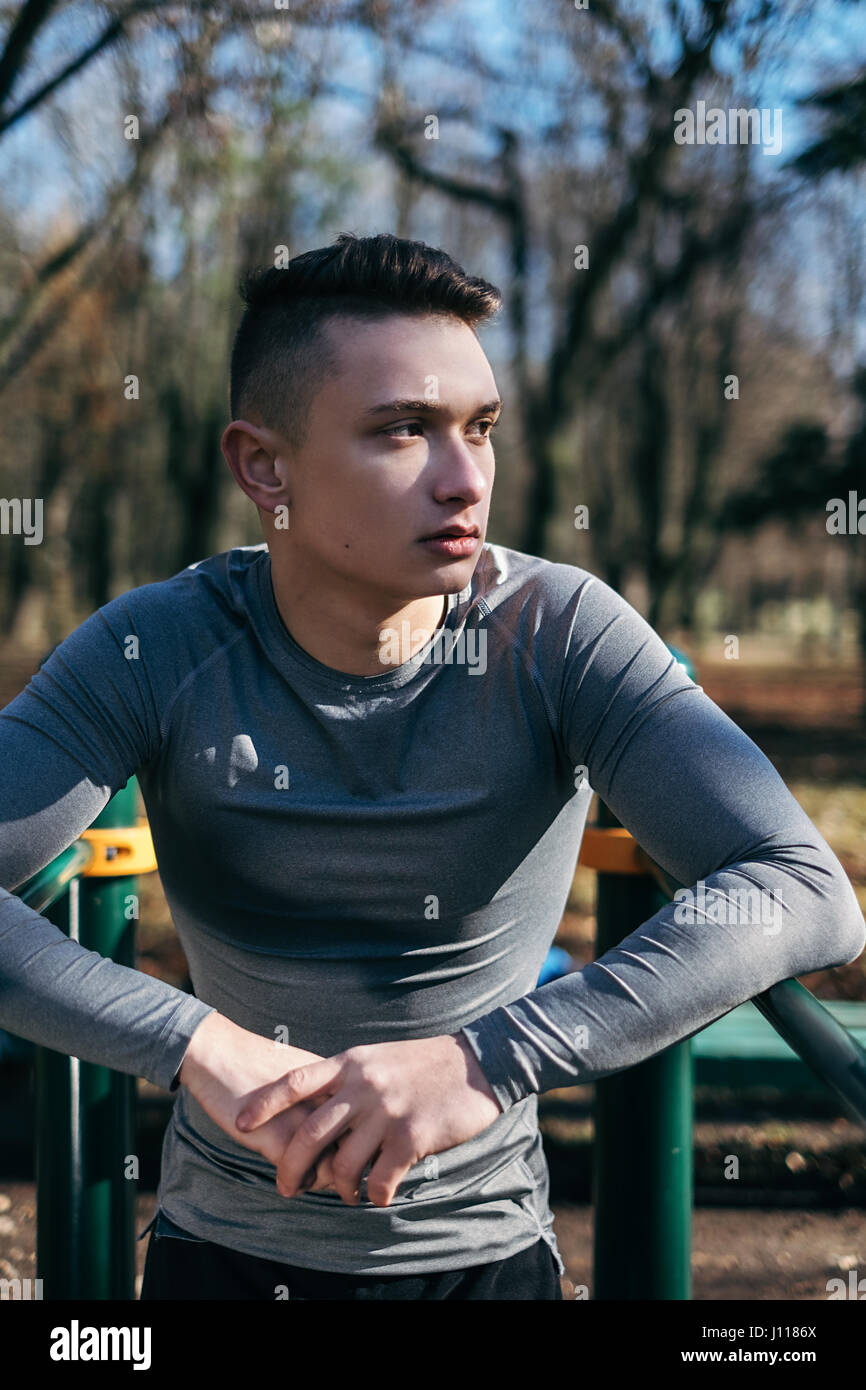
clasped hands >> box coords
[178,1012,503,1209]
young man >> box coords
[0,232,863,1301]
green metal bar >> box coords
[35,888,80,1299]
[752,980,866,1125]
[35,778,140,1300]
[18,839,94,914]
[592,643,696,1300]
[634,851,866,1125]
[693,998,866,1092]
[591,797,694,1301]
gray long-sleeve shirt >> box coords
[1,541,863,1276]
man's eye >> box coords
[382,422,424,438]
[380,419,499,440]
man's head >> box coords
[222,232,503,612]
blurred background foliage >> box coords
[0,0,863,668]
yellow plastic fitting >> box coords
[78,821,157,876]
[578,826,646,876]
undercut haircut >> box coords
[229,232,502,450]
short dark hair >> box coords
[228,232,502,449]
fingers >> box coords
[236,1057,342,1131]
[297,1162,320,1191]
[274,1096,357,1197]
[316,1118,386,1206]
[364,1133,419,1208]
[301,1123,418,1208]
[297,1128,336,1192]
[298,1097,338,1192]
[306,1143,338,1193]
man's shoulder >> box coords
[67,546,264,682]
[474,543,655,688]
[98,545,264,626]
[475,541,602,621]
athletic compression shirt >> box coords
[1,542,863,1276]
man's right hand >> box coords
[177,1011,338,1191]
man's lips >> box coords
[419,526,480,540]
[418,533,480,557]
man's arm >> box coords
[458,574,866,1112]
[0,604,218,1091]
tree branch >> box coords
[0,0,60,110]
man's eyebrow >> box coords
[361,398,503,418]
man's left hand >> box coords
[235,1034,503,1207]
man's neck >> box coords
[267,547,448,677]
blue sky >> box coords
[3,0,863,222]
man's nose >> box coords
[432,438,490,503]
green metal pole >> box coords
[592,646,696,1300]
[35,889,79,1300]
[36,777,140,1300]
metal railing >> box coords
[584,796,866,1300]
[19,776,155,1301]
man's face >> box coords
[272,311,500,604]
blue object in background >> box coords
[537,944,574,985]
[666,643,697,683]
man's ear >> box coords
[221,419,291,513]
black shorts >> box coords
[139,1210,564,1301]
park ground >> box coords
[0,1182,864,1299]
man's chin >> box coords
[366,543,484,604]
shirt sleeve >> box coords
[459,572,866,1113]
[0,600,216,1091]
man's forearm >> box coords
[177,1010,245,1088]
[0,887,215,1091]
[173,1011,343,1182]
[459,851,865,1112]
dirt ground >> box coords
[551,1202,866,1300]
[1,1180,863,1300]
